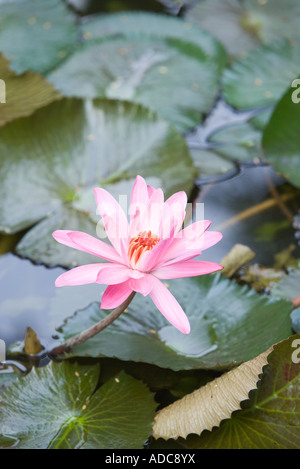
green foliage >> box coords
[0,361,156,449]
[58,274,293,371]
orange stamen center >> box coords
[128,230,160,267]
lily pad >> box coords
[222,39,300,112]
[80,11,225,61]
[271,263,300,303]
[0,97,195,267]
[185,0,259,57]
[186,0,300,57]
[57,273,293,371]
[0,361,156,449]
[0,0,78,74]
[184,335,300,449]
[262,86,300,188]
[0,54,61,126]
[49,25,225,131]
[209,122,263,163]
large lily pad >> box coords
[49,13,226,132]
[0,0,78,74]
[262,86,300,188]
[186,0,300,57]
[79,11,225,61]
[184,335,300,449]
[0,97,195,267]
[0,54,61,126]
[0,361,156,449]
[222,39,300,112]
[57,273,293,371]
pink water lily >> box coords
[53,176,222,334]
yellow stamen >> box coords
[128,231,160,267]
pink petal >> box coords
[160,191,187,239]
[130,176,149,223]
[94,187,129,257]
[147,185,155,198]
[55,263,104,287]
[128,274,154,296]
[153,260,223,279]
[100,281,133,309]
[149,277,190,334]
[160,231,223,267]
[96,263,132,285]
[65,231,124,263]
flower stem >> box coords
[49,292,136,357]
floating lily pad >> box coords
[0,98,195,267]
[184,335,300,449]
[209,123,263,163]
[262,86,300,188]
[0,0,78,74]
[49,15,226,131]
[0,361,156,449]
[222,39,300,112]
[185,0,259,57]
[186,0,300,57]
[0,54,61,126]
[272,263,300,302]
[57,273,293,371]
[80,11,225,61]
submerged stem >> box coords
[49,292,136,357]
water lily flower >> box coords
[53,176,222,334]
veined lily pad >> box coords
[0,0,78,74]
[80,11,225,61]
[49,12,226,132]
[222,39,300,112]
[0,361,156,449]
[186,0,300,57]
[57,273,293,371]
[184,335,300,449]
[0,98,195,267]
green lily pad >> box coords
[49,19,225,131]
[209,122,263,163]
[186,0,300,58]
[0,0,78,74]
[262,86,300,188]
[184,335,300,449]
[0,97,195,267]
[0,54,61,126]
[0,361,156,449]
[222,39,300,112]
[57,273,293,371]
[185,0,259,58]
[271,263,300,305]
[80,11,225,61]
